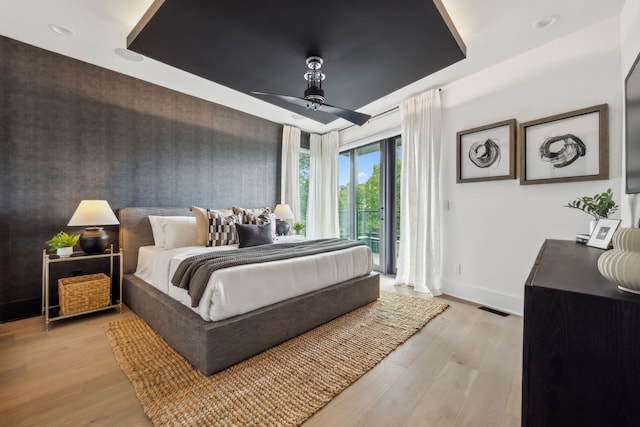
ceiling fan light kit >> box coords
[303,56,326,108]
[251,56,371,126]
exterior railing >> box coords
[338,209,387,254]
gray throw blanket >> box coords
[171,238,366,307]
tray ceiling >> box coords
[127,0,466,124]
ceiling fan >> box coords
[251,56,371,126]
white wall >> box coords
[620,0,640,226]
[440,16,622,315]
[342,16,624,315]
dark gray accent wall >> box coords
[0,36,282,322]
[301,132,311,150]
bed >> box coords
[119,207,380,375]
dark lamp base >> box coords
[79,227,109,254]
[275,220,290,236]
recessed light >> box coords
[532,15,558,30]
[291,114,304,120]
[115,48,144,62]
[49,24,75,36]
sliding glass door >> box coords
[356,143,382,269]
[394,138,402,270]
[339,136,401,274]
[338,152,351,240]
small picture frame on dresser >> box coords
[587,219,621,249]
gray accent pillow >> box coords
[236,223,274,248]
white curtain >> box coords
[307,130,339,238]
[396,89,442,295]
[281,125,301,221]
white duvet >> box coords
[134,239,373,321]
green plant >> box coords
[45,231,80,252]
[565,188,618,220]
[292,222,304,233]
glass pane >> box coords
[395,137,402,267]
[338,152,351,239]
[298,152,310,228]
[355,143,381,266]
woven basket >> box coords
[58,273,111,315]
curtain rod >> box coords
[338,87,441,133]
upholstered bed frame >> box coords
[118,207,380,375]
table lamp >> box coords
[68,200,120,254]
[273,203,294,236]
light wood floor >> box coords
[0,277,522,426]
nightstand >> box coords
[42,245,123,330]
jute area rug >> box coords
[104,291,448,426]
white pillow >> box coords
[148,215,167,247]
[148,216,197,248]
[269,213,276,236]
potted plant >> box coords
[292,222,304,236]
[565,188,618,233]
[46,231,80,258]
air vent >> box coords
[478,306,510,317]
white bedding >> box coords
[134,239,373,321]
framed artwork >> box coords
[587,218,621,249]
[519,104,609,185]
[456,119,516,183]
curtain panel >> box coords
[396,89,442,295]
[281,125,301,221]
[307,131,340,239]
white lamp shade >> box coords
[67,200,120,226]
[273,203,294,220]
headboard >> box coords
[118,207,193,274]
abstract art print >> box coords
[456,119,516,183]
[519,104,609,185]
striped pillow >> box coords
[206,209,240,247]
[232,206,272,225]
[191,206,235,246]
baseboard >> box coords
[0,298,41,323]
[441,279,523,316]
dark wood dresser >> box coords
[522,239,640,427]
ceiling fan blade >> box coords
[320,103,371,126]
[250,91,310,109]
[251,91,371,126]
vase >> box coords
[589,220,597,235]
[56,247,73,258]
[598,228,640,293]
